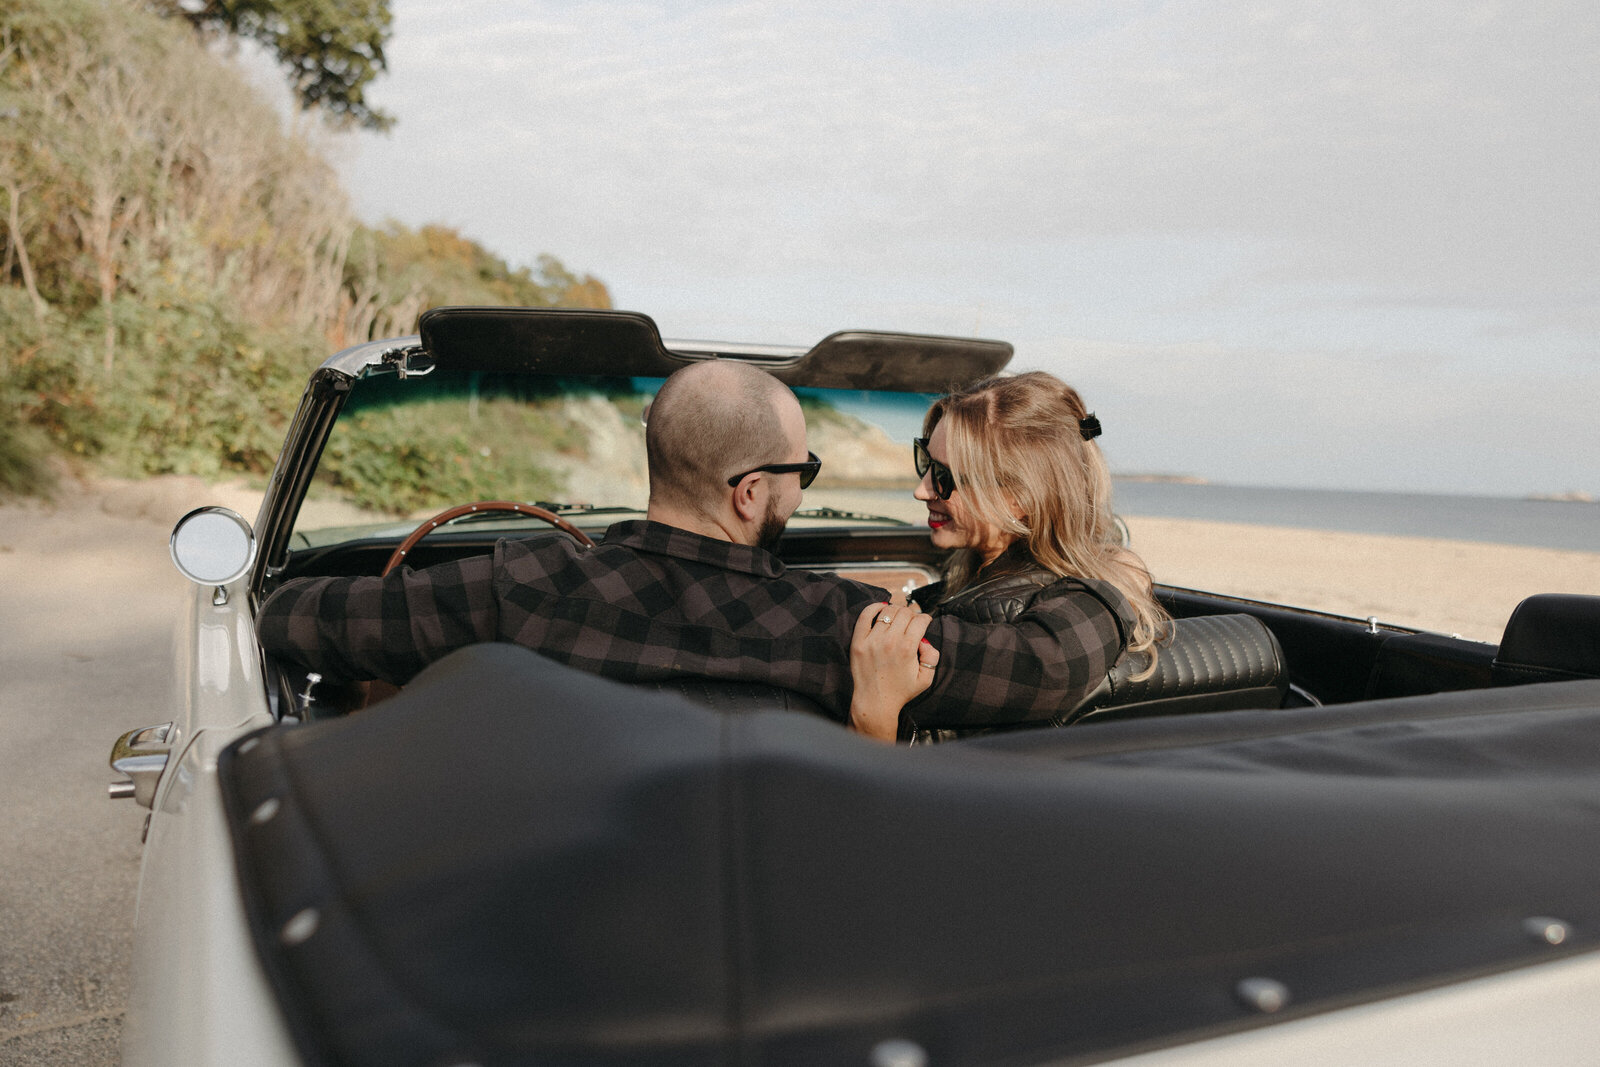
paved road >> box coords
[0,488,203,1064]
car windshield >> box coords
[289,367,940,549]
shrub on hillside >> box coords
[0,418,55,498]
[94,299,319,478]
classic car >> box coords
[112,306,1600,1066]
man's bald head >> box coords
[646,361,801,516]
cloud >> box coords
[357,2,1596,297]
[336,0,1599,494]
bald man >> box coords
[256,360,892,722]
[645,360,812,551]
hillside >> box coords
[0,0,610,495]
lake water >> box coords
[1111,481,1599,553]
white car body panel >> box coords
[123,577,300,1067]
[1110,950,1600,1066]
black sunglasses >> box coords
[912,437,956,500]
[727,451,821,489]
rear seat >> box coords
[636,614,1291,732]
[1062,613,1290,725]
[1492,594,1600,686]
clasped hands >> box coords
[849,599,940,742]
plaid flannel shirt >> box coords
[907,576,1130,732]
[257,521,883,720]
[256,520,1126,728]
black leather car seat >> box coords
[1062,613,1290,725]
[1492,594,1600,686]
[643,614,1291,730]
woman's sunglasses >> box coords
[726,451,822,489]
[912,437,956,500]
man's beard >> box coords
[756,498,788,553]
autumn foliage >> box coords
[0,0,609,493]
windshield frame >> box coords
[250,310,1012,594]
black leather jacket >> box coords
[907,546,1129,743]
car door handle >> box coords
[108,723,175,808]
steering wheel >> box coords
[356,502,595,712]
[381,500,595,576]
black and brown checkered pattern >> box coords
[257,520,1127,727]
[913,589,1124,730]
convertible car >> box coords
[112,307,1600,1066]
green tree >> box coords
[151,0,394,130]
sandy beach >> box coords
[808,486,1598,643]
[1124,516,1600,644]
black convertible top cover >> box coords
[222,645,1600,1067]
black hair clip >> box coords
[1078,413,1102,441]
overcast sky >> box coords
[334,0,1598,497]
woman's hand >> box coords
[849,602,940,742]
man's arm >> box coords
[901,587,1122,730]
[256,553,501,686]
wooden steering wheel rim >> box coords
[357,503,596,711]
[381,500,596,576]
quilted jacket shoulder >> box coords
[908,549,1131,743]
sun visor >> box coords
[768,330,1012,392]
[418,306,686,377]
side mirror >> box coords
[170,507,256,601]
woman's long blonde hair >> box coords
[927,371,1170,666]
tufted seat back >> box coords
[1062,613,1289,726]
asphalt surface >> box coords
[0,488,196,1064]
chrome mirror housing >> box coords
[170,506,257,596]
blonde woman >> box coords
[851,372,1169,742]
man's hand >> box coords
[849,602,940,742]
